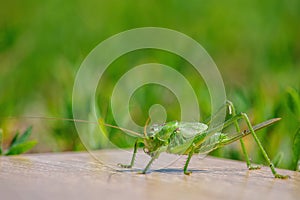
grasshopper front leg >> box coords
[141,151,160,174]
[140,146,167,174]
[226,101,260,170]
[118,139,139,168]
[141,152,159,174]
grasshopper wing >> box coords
[196,132,224,155]
[178,122,208,138]
[197,118,282,155]
[167,122,208,155]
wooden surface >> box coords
[0,150,299,200]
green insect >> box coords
[115,101,289,179]
[4,101,289,179]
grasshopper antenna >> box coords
[98,118,142,138]
[2,116,143,138]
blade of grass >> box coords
[9,126,33,148]
[293,127,300,171]
[9,131,20,148]
[272,152,284,167]
[0,129,3,155]
[286,87,300,118]
[5,140,37,156]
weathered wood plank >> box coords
[0,150,299,200]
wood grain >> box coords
[0,150,299,200]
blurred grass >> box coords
[0,0,299,170]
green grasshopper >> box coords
[115,101,289,179]
[4,101,289,178]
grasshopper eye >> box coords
[143,148,149,154]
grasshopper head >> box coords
[143,124,164,155]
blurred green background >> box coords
[0,0,299,170]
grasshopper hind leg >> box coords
[240,113,289,179]
[226,101,261,170]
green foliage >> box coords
[0,1,299,170]
[5,141,37,156]
[272,152,284,167]
[0,129,3,155]
[286,87,300,118]
[293,127,300,171]
[1,126,37,156]
[10,126,32,147]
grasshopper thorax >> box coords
[143,121,179,155]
